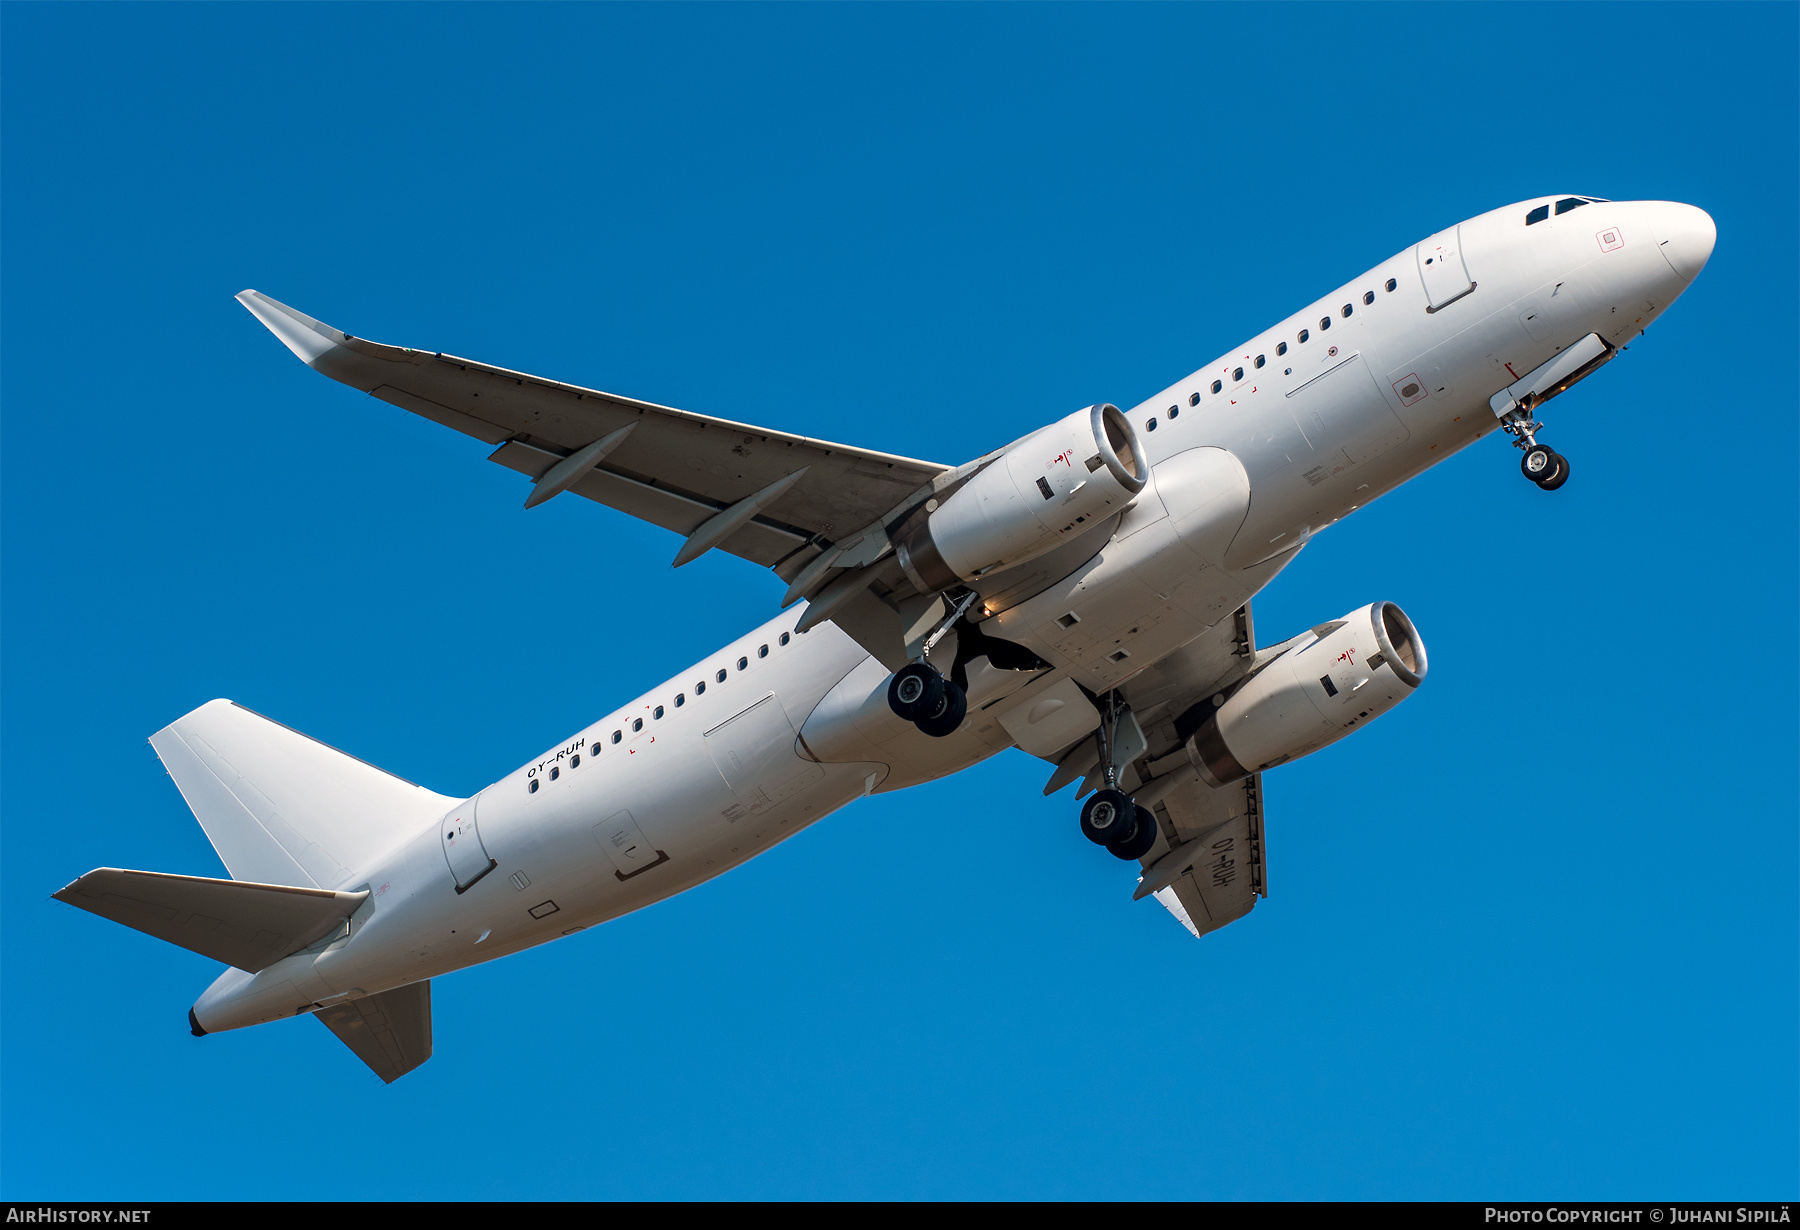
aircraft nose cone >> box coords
[1657,203,1716,282]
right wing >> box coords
[1134,773,1267,940]
[1110,603,1285,939]
[237,290,950,578]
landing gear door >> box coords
[1416,225,1474,311]
[441,798,497,894]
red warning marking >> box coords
[1505,362,1520,380]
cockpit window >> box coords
[1555,197,1585,215]
[1526,204,1550,226]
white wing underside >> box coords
[237,290,950,582]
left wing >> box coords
[236,291,949,579]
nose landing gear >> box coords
[1502,407,1570,491]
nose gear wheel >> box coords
[1502,406,1570,491]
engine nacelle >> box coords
[1188,601,1427,785]
[892,404,1146,593]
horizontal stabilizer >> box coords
[55,868,367,972]
[316,981,432,1084]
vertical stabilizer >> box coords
[150,699,458,888]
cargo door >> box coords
[440,798,497,893]
[1416,225,1475,311]
[704,694,825,818]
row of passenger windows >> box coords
[526,629,797,792]
[1143,277,1401,433]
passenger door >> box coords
[1416,225,1475,311]
[440,798,496,893]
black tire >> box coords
[887,663,944,721]
[914,681,967,738]
[1521,444,1556,482]
[1080,789,1136,846]
[1109,805,1160,861]
[1536,452,1570,490]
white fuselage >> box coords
[194,197,1712,1032]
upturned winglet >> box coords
[235,289,349,367]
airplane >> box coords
[56,196,1715,1083]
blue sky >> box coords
[3,1,1794,1200]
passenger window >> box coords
[1168,406,1179,420]
[1232,367,1243,381]
[695,681,706,695]
[716,669,727,683]
[550,766,559,781]
[1254,355,1265,368]
[1526,204,1550,225]
[779,632,790,646]
[737,656,748,670]
[1298,328,1309,343]
[1276,342,1287,356]
[611,730,621,744]
[654,705,664,719]
[1363,291,1375,305]
[571,754,580,768]
[1341,304,1352,318]
[1146,417,1157,432]
[529,778,539,793]
[757,645,768,658]
[1319,317,1331,331]
[674,694,685,708]
[1210,379,1222,394]
[1188,392,1200,406]
[1385,278,1397,292]
[632,718,643,732]
[1555,197,1585,215]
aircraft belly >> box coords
[986,467,1259,694]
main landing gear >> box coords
[1501,406,1570,491]
[1081,789,1159,861]
[887,662,967,738]
[886,591,979,739]
[1078,695,1159,861]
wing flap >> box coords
[372,385,511,445]
[55,868,366,972]
[487,439,811,568]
